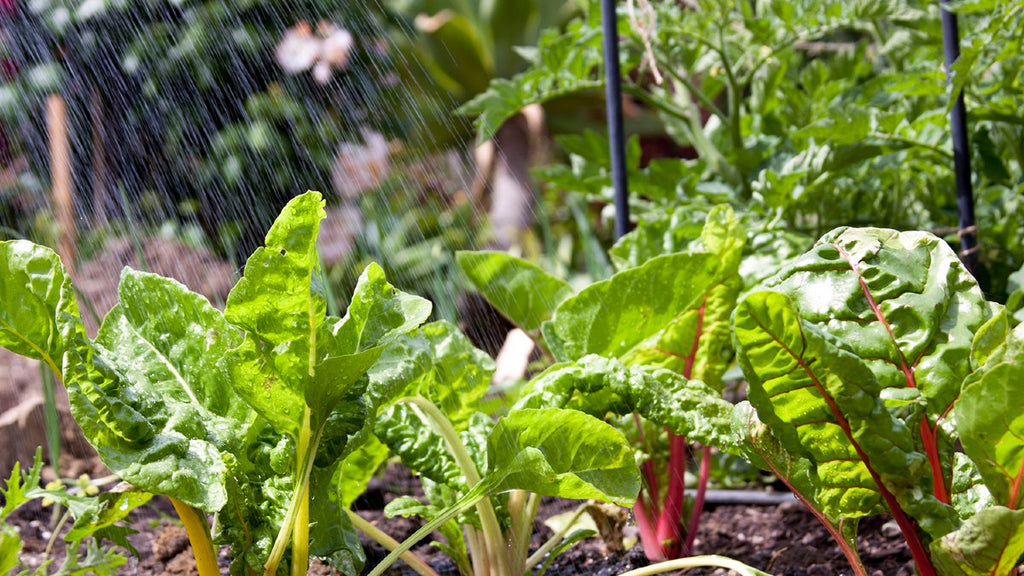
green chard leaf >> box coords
[733,290,956,537]
[543,206,744,389]
[516,355,734,451]
[737,227,993,539]
[759,227,989,424]
[456,250,573,333]
[66,269,249,512]
[0,240,84,378]
[486,408,640,506]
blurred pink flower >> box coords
[332,129,390,199]
[275,20,354,84]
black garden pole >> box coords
[940,0,979,275]
[601,0,631,240]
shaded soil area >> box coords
[6,461,916,576]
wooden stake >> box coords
[47,95,75,274]
[90,88,107,226]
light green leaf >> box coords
[930,506,1024,576]
[67,270,249,512]
[516,355,735,450]
[734,290,956,536]
[0,240,83,378]
[543,252,720,362]
[957,324,1024,508]
[487,408,640,506]
[322,262,432,357]
[456,250,573,332]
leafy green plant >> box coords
[0,191,436,575]
[462,0,1024,298]
[344,320,640,576]
[731,226,1024,576]
[0,449,151,575]
[458,205,747,561]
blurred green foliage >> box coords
[464,0,1024,299]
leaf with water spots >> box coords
[66,268,248,512]
[0,240,84,378]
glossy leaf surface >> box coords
[0,240,83,376]
[456,250,573,332]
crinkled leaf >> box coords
[67,270,250,512]
[375,403,462,486]
[930,506,1024,576]
[759,227,990,423]
[0,240,83,377]
[957,324,1024,508]
[734,290,956,536]
[371,321,493,428]
[376,406,493,489]
[456,250,573,332]
[730,401,861,563]
[516,355,734,450]
[950,453,992,520]
[486,408,640,506]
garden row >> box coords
[1,190,1023,576]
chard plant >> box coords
[731,226,1024,576]
[458,205,746,560]
[359,320,643,576]
[0,191,435,575]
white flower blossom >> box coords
[275,20,355,84]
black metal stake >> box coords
[601,0,631,240]
[940,0,978,275]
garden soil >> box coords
[8,461,918,576]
